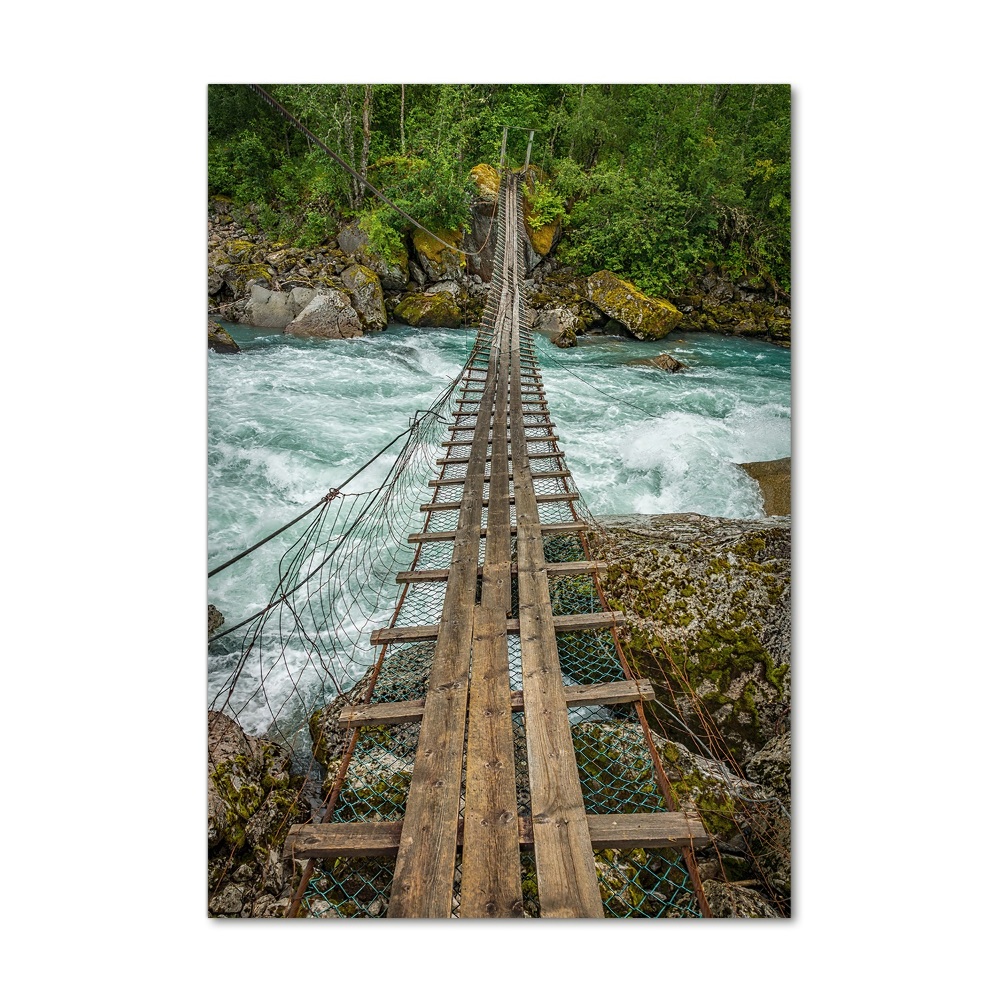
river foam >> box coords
[208,322,790,733]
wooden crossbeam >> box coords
[396,560,607,584]
[428,469,572,487]
[370,611,624,646]
[420,492,579,512]
[440,436,558,450]
[338,679,655,727]
[285,812,709,861]
[448,421,555,431]
[408,520,587,544]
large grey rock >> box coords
[535,305,586,337]
[289,286,318,312]
[284,289,363,339]
[244,285,297,329]
[625,352,686,373]
[336,223,367,256]
[340,263,387,330]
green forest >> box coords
[208,84,790,299]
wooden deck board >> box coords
[286,811,709,860]
[396,561,607,584]
[461,314,523,918]
[508,238,604,918]
[370,611,624,646]
[338,679,655,727]
[386,335,498,919]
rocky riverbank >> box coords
[208,165,790,350]
[208,511,790,918]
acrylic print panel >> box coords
[207,83,790,918]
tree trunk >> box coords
[341,85,359,208]
[361,84,373,190]
[400,83,406,155]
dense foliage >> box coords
[208,84,790,295]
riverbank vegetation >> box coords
[208,84,790,299]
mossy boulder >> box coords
[587,513,790,764]
[586,270,683,341]
[207,711,309,917]
[340,263,387,331]
[469,163,500,202]
[412,228,466,281]
[208,321,239,354]
[393,289,462,328]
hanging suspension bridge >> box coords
[208,87,731,919]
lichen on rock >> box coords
[586,270,683,340]
[284,289,363,339]
[587,513,790,764]
[208,321,239,354]
[393,289,462,328]
[207,711,309,917]
[340,262,387,331]
[469,163,500,202]
[412,228,466,282]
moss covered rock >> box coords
[208,321,239,354]
[469,163,500,202]
[393,289,462,328]
[588,513,790,763]
[340,263,387,331]
[412,228,466,281]
[207,711,309,917]
[586,270,683,340]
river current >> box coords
[208,320,790,732]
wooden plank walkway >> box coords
[285,173,709,919]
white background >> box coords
[2,1,996,996]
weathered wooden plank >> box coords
[339,699,427,727]
[509,245,605,917]
[407,521,587,544]
[440,435,558,450]
[420,493,580,512]
[371,607,622,646]
[395,560,607,584]
[448,420,555,431]
[285,821,404,859]
[428,469,572,487]
[338,679,655,727]
[285,811,708,860]
[387,320,499,919]
[461,318,523,918]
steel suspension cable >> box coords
[208,409,444,579]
